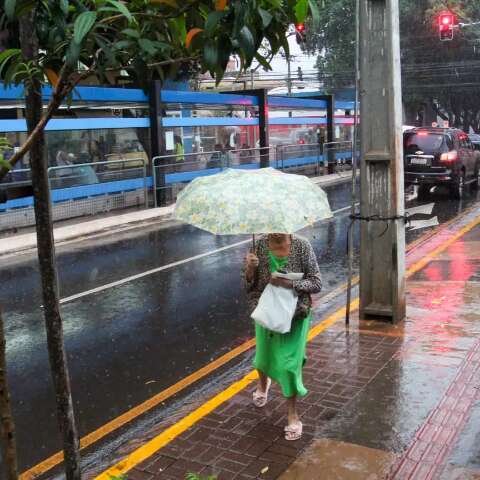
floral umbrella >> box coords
[174,168,332,235]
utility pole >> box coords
[287,56,292,117]
[358,0,406,323]
[287,57,292,96]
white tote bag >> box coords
[251,272,304,334]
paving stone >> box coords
[127,469,154,480]
[144,455,177,474]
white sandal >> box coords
[285,421,303,441]
[252,378,271,408]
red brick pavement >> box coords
[125,330,404,480]
[388,340,480,480]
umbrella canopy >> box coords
[174,168,332,235]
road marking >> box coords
[60,239,250,304]
[21,203,478,480]
[95,210,480,480]
[59,204,355,305]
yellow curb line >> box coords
[96,212,480,479]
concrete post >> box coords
[359,0,406,322]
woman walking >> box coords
[245,233,322,441]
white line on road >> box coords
[60,204,356,305]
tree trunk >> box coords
[19,12,81,480]
[0,307,18,480]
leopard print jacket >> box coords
[244,235,322,319]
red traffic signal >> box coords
[295,23,306,44]
[295,23,305,33]
[438,11,455,41]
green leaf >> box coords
[138,38,157,55]
[5,0,16,20]
[0,49,21,80]
[203,41,218,71]
[295,0,308,24]
[254,53,272,71]
[66,41,81,66]
[73,11,97,44]
[114,40,132,50]
[122,28,140,38]
[0,48,21,66]
[60,0,69,15]
[105,0,134,23]
[264,0,281,7]
[280,32,290,58]
[258,8,273,28]
[308,0,320,25]
[205,11,226,34]
[0,158,12,172]
[176,16,187,45]
[238,26,255,61]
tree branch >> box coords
[146,56,199,68]
[99,1,200,24]
[0,66,93,182]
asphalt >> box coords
[1,182,479,475]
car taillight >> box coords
[440,150,457,163]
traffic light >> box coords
[438,11,455,41]
[295,23,306,44]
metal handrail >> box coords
[48,157,148,208]
[323,141,353,149]
[275,142,323,173]
[323,141,354,174]
[152,149,221,163]
[152,150,229,208]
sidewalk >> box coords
[0,170,353,258]
[91,204,480,480]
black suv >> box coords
[404,127,480,199]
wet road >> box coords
[1,182,479,472]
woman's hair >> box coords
[268,233,290,245]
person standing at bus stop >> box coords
[244,233,322,440]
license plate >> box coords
[410,157,428,165]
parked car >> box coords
[469,133,480,152]
[404,127,480,199]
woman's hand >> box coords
[245,253,259,281]
[270,276,294,289]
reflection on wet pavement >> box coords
[279,439,397,480]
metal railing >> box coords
[0,158,149,231]
[1,168,32,185]
[225,147,272,168]
[152,147,273,207]
[275,143,324,175]
[323,141,354,174]
[152,150,223,208]
[48,158,148,216]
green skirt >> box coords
[253,313,311,398]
